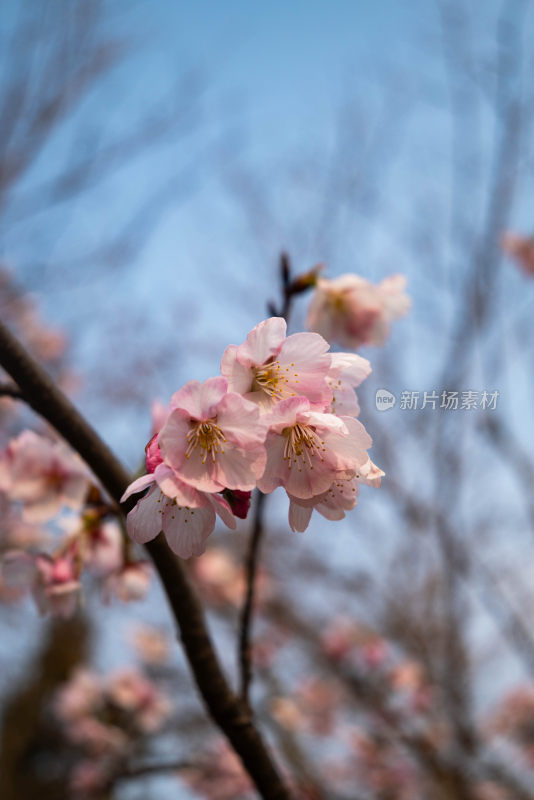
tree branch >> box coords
[0,317,293,800]
[0,381,23,400]
[239,489,267,708]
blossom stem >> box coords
[0,318,293,800]
[238,254,298,709]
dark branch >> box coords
[0,381,24,400]
[239,489,267,708]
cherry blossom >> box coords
[103,560,152,602]
[0,430,90,521]
[3,548,81,617]
[288,458,384,532]
[327,352,371,417]
[220,316,333,409]
[307,273,410,349]
[159,376,269,492]
[121,466,236,559]
[81,519,123,577]
[107,667,172,733]
[257,396,373,499]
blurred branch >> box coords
[0,382,23,400]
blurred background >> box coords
[2,0,534,798]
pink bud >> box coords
[145,433,163,474]
[221,489,251,519]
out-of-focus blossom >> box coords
[160,376,268,493]
[82,519,123,577]
[0,430,90,521]
[307,273,410,349]
[182,741,254,800]
[220,316,333,410]
[193,547,245,605]
[129,624,170,665]
[69,716,128,755]
[69,760,111,797]
[54,668,103,722]
[107,667,172,733]
[192,546,271,608]
[103,560,152,602]
[490,685,534,747]
[0,494,47,550]
[3,548,81,617]
[501,231,534,275]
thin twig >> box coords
[238,253,304,709]
[117,759,197,780]
[0,317,293,800]
[239,489,267,708]
[0,381,23,399]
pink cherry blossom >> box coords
[307,273,410,349]
[257,396,373,500]
[129,624,170,665]
[159,376,268,493]
[121,466,236,559]
[501,231,534,275]
[103,560,152,602]
[54,668,103,723]
[220,316,333,409]
[0,430,90,521]
[288,457,384,531]
[82,519,123,577]
[328,352,371,416]
[3,548,81,617]
[106,667,171,733]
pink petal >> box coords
[288,499,313,533]
[220,345,254,394]
[120,473,156,503]
[162,503,215,558]
[216,392,269,447]
[209,493,237,530]
[126,488,163,545]
[171,377,228,420]
[237,317,286,366]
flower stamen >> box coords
[185,421,226,464]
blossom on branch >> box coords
[2,548,81,617]
[221,316,333,409]
[123,316,383,556]
[160,376,269,492]
[288,457,384,532]
[121,468,236,559]
[307,273,410,348]
[0,430,90,521]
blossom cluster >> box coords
[123,317,383,559]
[53,665,171,796]
[0,430,151,616]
